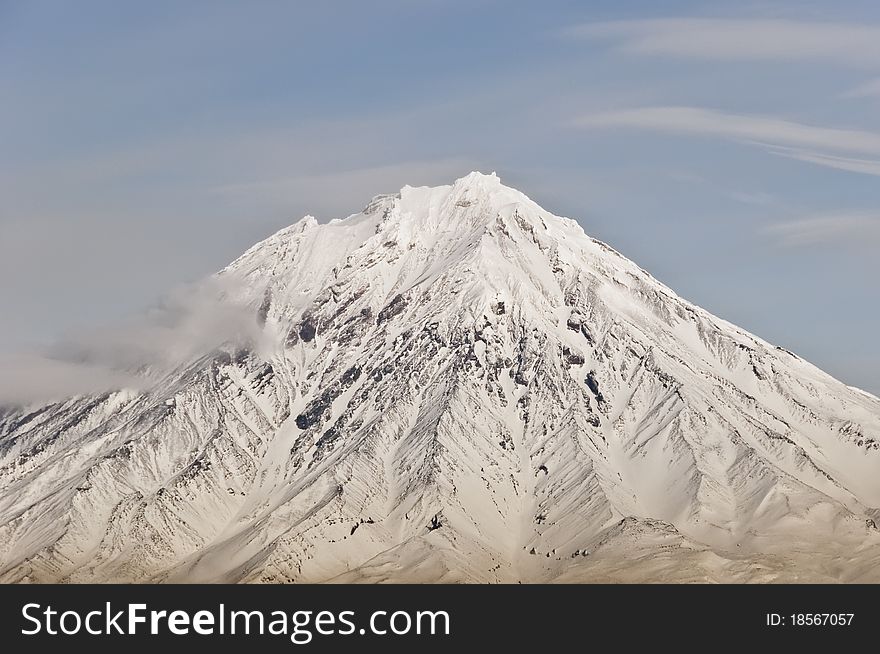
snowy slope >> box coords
[1,172,879,583]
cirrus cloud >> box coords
[567,18,880,68]
[575,106,880,177]
[763,211,880,247]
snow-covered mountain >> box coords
[2,172,879,583]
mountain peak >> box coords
[453,169,501,186]
[396,171,521,213]
[400,170,502,194]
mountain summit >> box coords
[2,172,879,582]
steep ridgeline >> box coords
[1,172,879,583]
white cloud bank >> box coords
[0,277,272,407]
[0,354,145,407]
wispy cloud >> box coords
[767,147,880,177]
[764,211,880,247]
[568,18,880,67]
[665,170,776,206]
[841,77,880,98]
[575,106,880,176]
[575,106,880,154]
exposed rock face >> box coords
[1,172,879,583]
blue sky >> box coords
[2,0,879,394]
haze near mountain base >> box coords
[1,172,879,583]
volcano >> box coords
[2,172,878,583]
